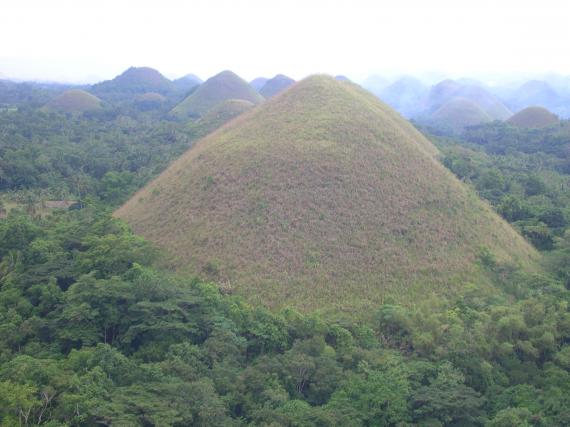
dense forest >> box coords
[1,100,570,426]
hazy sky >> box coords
[1,0,569,83]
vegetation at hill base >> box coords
[0,204,569,426]
[0,73,570,426]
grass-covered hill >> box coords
[171,70,264,119]
[507,106,560,128]
[43,89,103,114]
[429,97,492,133]
[259,74,295,98]
[90,66,177,102]
[117,75,537,313]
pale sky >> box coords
[1,0,569,84]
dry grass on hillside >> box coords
[117,76,538,313]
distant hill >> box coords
[424,79,513,120]
[91,67,176,102]
[507,106,560,128]
[429,97,492,133]
[43,89,102,114]
[250,77,269,91]
[171,70,263,119]
[173,74,202,93]
[117,75,537,313]
[453,85,512,120]
[259,74,295,98]
[424,80,511,120]
[424,79,463,112]
[379,76,428,118]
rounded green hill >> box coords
[507,106,560,128]
[171,70,264,119]
[44,89,102,114]
[116,76,537,313]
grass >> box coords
[507,106,560,128]
[44,89,102,114]
[116,75,539,314]
[171,70,264,119]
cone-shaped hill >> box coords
[171,70,264,119]
[43,89,102,114]
[507,106,560,128]
[259,74,295,98]
[430,98,492,133]
[116,76,537,312]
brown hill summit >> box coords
[116,76,537,312]
[507,106,560,128]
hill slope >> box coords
[44,89,102,113]
[117,76,537,312]
[171,70,264,119]
[507,106,560,128]
[259,74,295,98]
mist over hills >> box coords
[116,75,537,312]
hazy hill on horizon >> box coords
[116,75,537,313]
